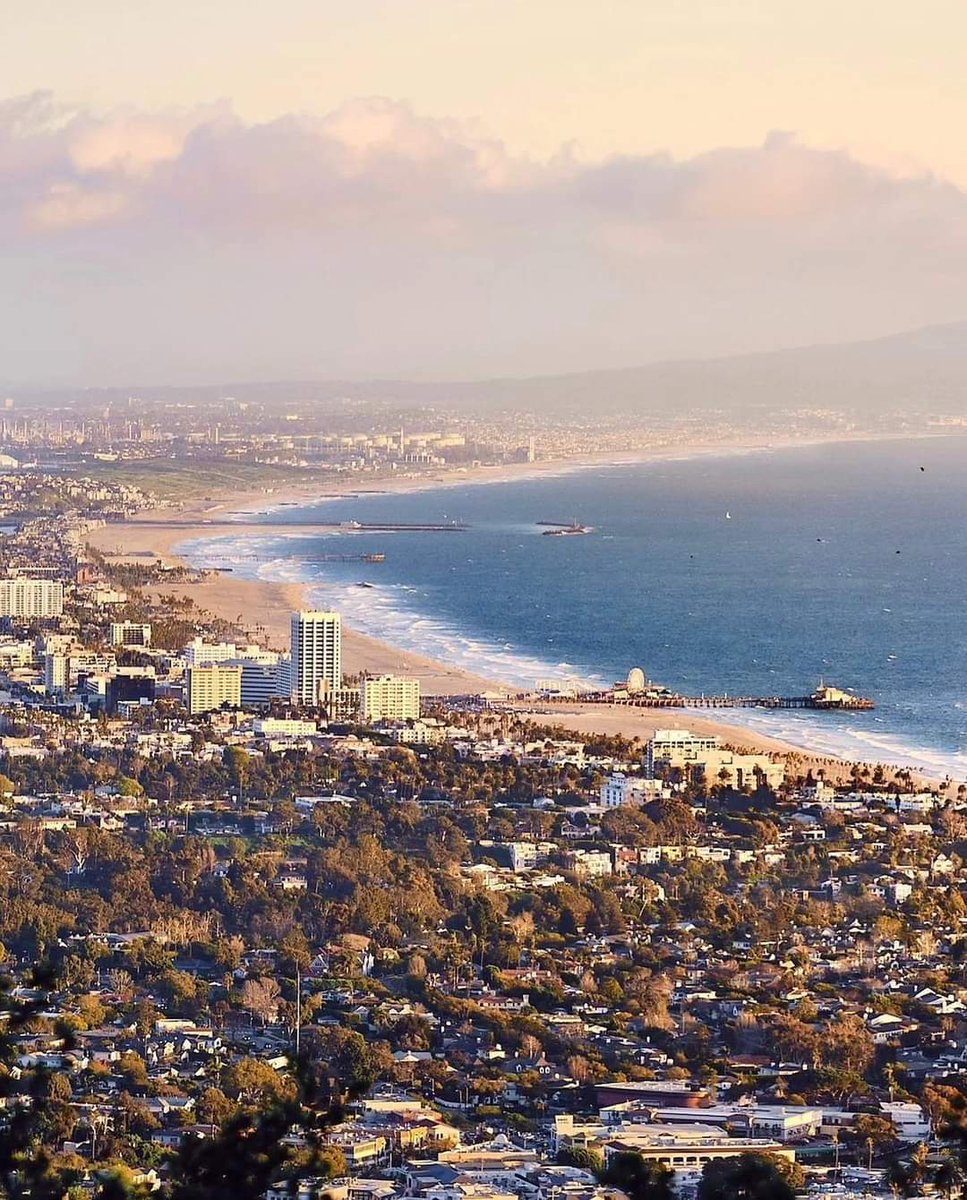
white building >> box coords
[0,639,34,669]
[646,730,719,776]
[48,650,117,693]
[477,840,545,872]
[879,1102,931,1141]
[185,639,291,707]
[647,729,784,789]
[360,674,420,723]
[185,638,264,666]
[555,1115,793,1175]
[562,849,613,878]
[291,611,341,706]
[0,578,64,619]
[896,792,941,813]
[253,717,317,737]
[639,1104,822,1142]
[383,719,444,746]
[600,772,672,808]
[44,652,69,695]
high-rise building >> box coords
[186,664,242,715]
[0,578,64,618]
[44,652,69,695]
[359,674,420,723]
[290,611,341,707]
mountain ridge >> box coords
[9,320,967,416]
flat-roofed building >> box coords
[360,674,420,723]
[600,772,671,807]
[227,653,291,708]
[44,652,69,695]
[602,1125,793,1172]
[109,621,151,647]
[253,717,317,737]
[184,638,242,666]
[646,729,719,776]
[0,578,64,619]
[556,1114,793,1175]
[187,664,242,715]
[646,729,784,789]
[318,682,360,723]
[291,611,341,706]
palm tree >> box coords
[886,1161,916,1199]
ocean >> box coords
[179,436,967,778]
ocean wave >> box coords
[174,453,967,779]
[181,532,967,775]
[175,533,602,691]
[694,706,967,779]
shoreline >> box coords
[138,573,510,700]
[126,427,962,528]
[86,431,963,783]
[198,428,964,522]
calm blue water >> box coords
[181,437,967,776]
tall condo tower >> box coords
[290,610,342,706]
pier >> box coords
[598,693,875,711]
[544,682,875,712]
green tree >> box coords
[558,1147,604,1173]
[697,1153,802,1200]
[0,966,78,1198]
[600,1151,674,1200]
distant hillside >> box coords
[14,321,967,418]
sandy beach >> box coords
[88,463,825,738]
[143,573,507,697]
[84,433,951,781]
[508,702,878,786]
[90,518,511,697]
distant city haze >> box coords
[4,1,967,385]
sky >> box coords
[3,0,967,385]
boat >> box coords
[542,521,593,536]
[356,581,375,589]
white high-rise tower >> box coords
[290,610,341,706]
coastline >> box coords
[86,430,961,783]
[136,562,857,775]
[119,426,959,527]
[507,702,870,787]
[137,571,510,699]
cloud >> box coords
[4,92,959,238]
[1,92,967,382]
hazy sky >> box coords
[3,0,967,384]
